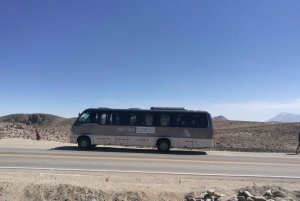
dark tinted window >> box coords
[99,112,122,125]
[158,113,171,127]
[110,113,122,125]
[124,113,137,126]
[140,113,154,126]
[175,114,187,127]
[189,113,208,128]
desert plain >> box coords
[0,113,299,201]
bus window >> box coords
[95,113,99,124]
[140,113,154,126]
[190,114,208,128]
[176,114,187,127]
[100,113,107,125]
[77,111,96,124]
[124,113,137,126]
[159,114,171,127]
[111,113,122,125]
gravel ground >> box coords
[0,114,300,200]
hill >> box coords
[213,115,228,120]
[267,112,300,122]
[0,114,76,142]
[0,113,76,129]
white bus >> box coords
[70,107,213,152]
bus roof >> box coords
[84,107,208,113]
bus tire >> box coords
[78,137,91,149]
[157,140,170,152]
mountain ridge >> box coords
[267,112,300,122]
[213,115,228,121]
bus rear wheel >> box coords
[157,140,170,153]
[78,137,91,149]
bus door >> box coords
[90,112,105,145]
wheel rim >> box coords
[160,142,168,151]
[80,141,87,147]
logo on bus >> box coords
[183,129,191,137]
[136,127,155,134]
[118,127,135,133]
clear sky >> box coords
[1,1,300,122]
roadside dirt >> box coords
[1,168,299,201]
[0,139,300,201]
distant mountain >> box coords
[213,115,228,121]
[267,112,300,122]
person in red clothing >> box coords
[35,129,41,140]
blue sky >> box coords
[1,1,300,122]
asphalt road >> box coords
[0,146,300,178]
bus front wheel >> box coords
[78,137,91,149]
[157,140,170,152]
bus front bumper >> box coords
[69,136,77,143]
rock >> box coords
[274,198,286,201]
[275,197,286,201]
[246,197,254,201]
[204,194,212,200]
[264,189,272,197]
[238,191,244,196]
[217,196,238,201]
[243,191,254,198]
[272,191,286,198]
[207,189,224,198]
[186,192,195,200]
[207,189,215,196]
[254,196,267,201]
[236,196,246,201]
[188,197,196,201]
[215,192,226,197]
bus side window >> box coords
[190,114,208,128]
[95,113,99,124]
[124,113,137,126]
[199,114,208,128]
[159,114,171,127]
[111,113,122,125]
[100,113,107,125]
[176,114,186,127]
[90,112,96,123]
[140,113,154,126]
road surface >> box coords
[0,145,299,179]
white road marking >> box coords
[0,167,300,180]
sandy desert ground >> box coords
[0,114,300,200]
